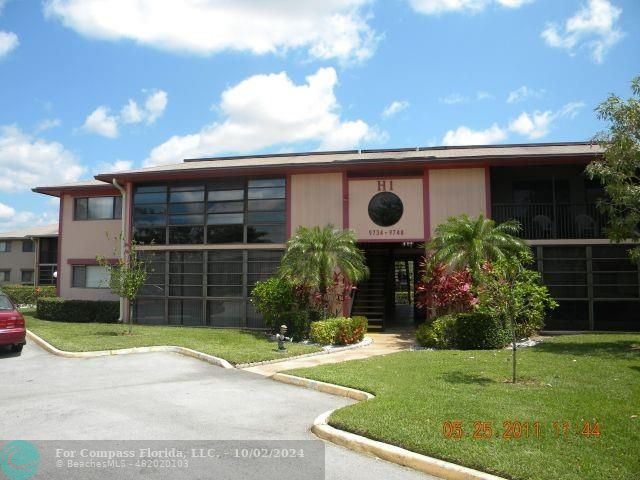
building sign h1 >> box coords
[349,177,424,242]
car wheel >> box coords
[11,344,23,353]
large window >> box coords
[74,196,122,220]
[0,241,10,252]
[133,178,286,245]
[135,249,282,328]
[72,265,110,288]
[0,270,10,282]
[22,240,34,252]
[536,245,640,331]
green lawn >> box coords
[25,315,321,365]
[287,334,640,480]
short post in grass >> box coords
[276,324,292,352]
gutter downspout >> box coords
[112,179,126,324]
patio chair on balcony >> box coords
[532,214,553,238]
[575,214,597,238]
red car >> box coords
[0,293,25,353]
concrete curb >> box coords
[271,373,374,401]
[235,337,373,369]
[271,373,506,480]
[26,330,234,369]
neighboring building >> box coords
[0,224,59,286]
[34,142,640,331]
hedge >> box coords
[309,316,368,346]
[36,297,120,323]
[454,312,510,350]
[1,284,56,305]
[416,312,510,350]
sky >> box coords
[0,0,638,232]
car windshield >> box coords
[0,295,14,310]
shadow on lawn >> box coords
[442,372,497,385]
[533,339,640,360]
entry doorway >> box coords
[393,259,415,326]
[352,243,425,330]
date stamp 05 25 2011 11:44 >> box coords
[442,420,602,440]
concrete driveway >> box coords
[0,343,436,480]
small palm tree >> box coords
[279,225,369,316]
[427,214,529,276]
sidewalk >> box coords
[243,328,416,376]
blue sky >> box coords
[0,0,638,231]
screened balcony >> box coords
[492,203,606,239]
[490,165,606,240]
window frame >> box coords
[74,196,122,221]
[71,265,111,289]
[21,269,34,284]
[0,269,10,282]
[0,241,11,252]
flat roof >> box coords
[94,141,603,183]
[0,224,58,240]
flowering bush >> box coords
[415,262,477,317]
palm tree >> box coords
[279,225,369,316]
[427,214,529,276]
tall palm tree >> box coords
[427,214,529,275]
[279,225,369,314]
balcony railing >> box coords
[492,203,606,239]
[38,252,58,264]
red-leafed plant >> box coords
[415,259,478,318]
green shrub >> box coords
[251,276,313,340]
[416,314,457,349]
[2,284,56,305]
[454,312,510,350]
[310,318,341,345]
[310,317,368,346]
[36,298,119,323]
[336,316,368,345]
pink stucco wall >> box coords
[59,193,122,301]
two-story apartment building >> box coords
[34,142,640,332]
[0,224,59,287]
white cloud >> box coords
[507,85,546,103]
[0,30,18,59]
[35,118,62,132]
[508,111,552,139]
[121,90,168,125]
[145,67,381,166]
[441,101,584,145]
[84,89,167,137]
[508,102,585,139]
[408,0,532,15]
[44,0,379,64]
[0,209,58,233]
[382,100,409,117]
[144,90,168,124]
[496,0,532,7]
[81,106,119,138]
[94,159,133,174]
[476,91,493,100]
[442,124,507,146]
[120,100,143,124]
[0,202,15,219]
[439,93,467,104]
[541,0,623,63]
[0,125,85,192]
